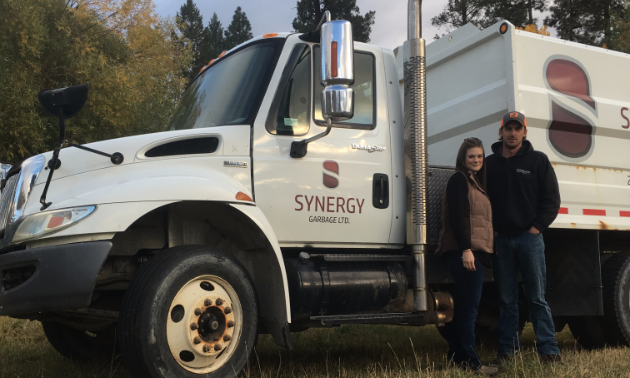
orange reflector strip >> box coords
[218,51,226,59]
[263,33,278,38]
[331,41,338,77]
[236,192,253,202]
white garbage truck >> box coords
[1,1,629,376]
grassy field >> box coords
[2,316,630,377]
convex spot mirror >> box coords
[38,83,89,119]
[320,20,354,122]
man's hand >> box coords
[462,249,476,271]
[529,226,540,234]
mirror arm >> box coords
[316,11,331,31]
[290,118,332,158]
[39,108,66,210]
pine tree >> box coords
[432,0,548,35]
[546,0,626,46]
[224,6,253,50]
[292,0,376,43]
[176,0,205,78]
[431,0,492,34]
[201,13,224,64]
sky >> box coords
[152,1,553,50]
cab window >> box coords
[313,46,375,129]
[266,44,311,136]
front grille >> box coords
[0,173,20,234]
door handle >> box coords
[372,173,389,209]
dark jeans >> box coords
[493,232,560,356]
[446,255,485,370]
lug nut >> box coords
[190,322,198,330]
[227,320,234,328]
[193,337,201,344]
[202,345,211,353]
[223,335,231,342]
[214,344,222,351]
[194,308,202,316]
[216,298,223,306]
[224,307,232,314]
[204,299,212,306]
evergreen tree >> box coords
[292,0,376,43]
[432,0,548,35]
[431,0,492,34]
[201,13,224,63]
[176,0,205,78]
[224,6,253,50]
[546,0,626,46]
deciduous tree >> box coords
[292,0,376,43]
[0,0,192,163]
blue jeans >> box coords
[493,232,559,356]
[446,255,485,370]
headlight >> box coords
[11,155,45,223]
[13,206,96,242]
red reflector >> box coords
[621,211,630,217]
[331,41,338,77]
[558,207,568,214]
[47,216,65,229]
[583,209,606,216]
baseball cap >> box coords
[501,111,527,128]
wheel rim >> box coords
[166,275,243,374]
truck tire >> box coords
[567,316,606,349]
[118,245,259,378]
[601,252,630,346]
[42,322,117,361]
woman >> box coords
[436,137,496,375]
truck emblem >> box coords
[224,161,248,168]
[323,160,339,188]
[545,58,595,159]
[351,143,386,152]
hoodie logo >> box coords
[545,58,595,159]
[323,161,339,188]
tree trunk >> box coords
[528,0,534,24]
[462,0,468,25]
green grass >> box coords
[2,316,630,377]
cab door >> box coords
[252,38,396,247]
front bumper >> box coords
[0,241,111,316]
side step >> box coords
[310,312,425,326]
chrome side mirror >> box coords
[320,20,354,121]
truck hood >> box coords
[34,127,238,186]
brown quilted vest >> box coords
[436,171,494,254]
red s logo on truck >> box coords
[545,59,595,159]
[323,161,339,188]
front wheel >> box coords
[118,246,259,378]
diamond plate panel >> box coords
[427,166,454,244]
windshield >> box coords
[167,40,283,130]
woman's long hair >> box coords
[455,137,487,190]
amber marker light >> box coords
[331,41,338,77]
[500,23,509,34]
[218,51,227,59]
[236,192,253,202]
[263,33,278,38]
[199,66,207,73]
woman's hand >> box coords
[462,249,475,271]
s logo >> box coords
[323,161,339,188]
[545,58,595,159]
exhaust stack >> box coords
[404,0,428,312]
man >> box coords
[486,111,562,365]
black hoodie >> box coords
[486,140,561,237]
